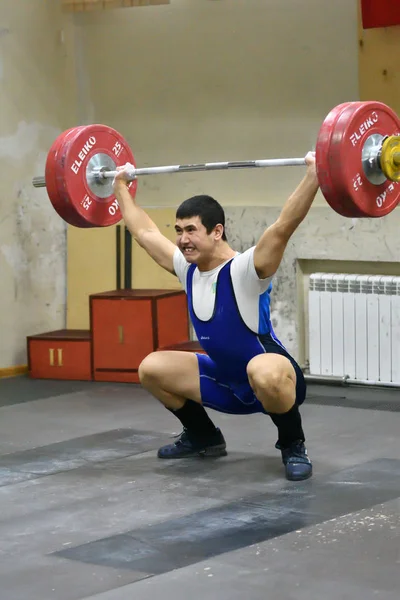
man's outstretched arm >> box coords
[253,152,319,279]
[113,166,177,275]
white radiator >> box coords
[308,273,400,384]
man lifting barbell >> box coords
[111,152,318,481]
[32,100,400,480]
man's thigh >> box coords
[139,350,202,402]
[197,353,266,415]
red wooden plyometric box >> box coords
[157,340,205,354]
[27,330,92,381]
[90,289,190,383]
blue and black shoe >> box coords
[158,427,227,459]
[276,440,313,481]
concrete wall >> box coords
[0,2,77,370]
[74,0,359,208]
[67,0,360,337]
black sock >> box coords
[170,400,218,440]
[269,403,305,448]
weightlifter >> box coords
[112,151,319,481]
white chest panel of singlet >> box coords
[173,247,272,333]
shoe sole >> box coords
[158,444,228,459]
[286,469,313,482]
[198,445,228,458]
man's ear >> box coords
[214,224,224,240]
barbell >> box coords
[32,101,400,228]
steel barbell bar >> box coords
[32,157,307,189]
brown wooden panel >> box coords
[358,0,400,114]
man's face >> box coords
[175,216,216,264]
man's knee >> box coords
[246,355,296,412]
[247,362,284,396]
[138,352,162,386]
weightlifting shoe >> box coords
[276,439,313,481]
[157,427,227,459]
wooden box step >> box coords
[157,341,204,353]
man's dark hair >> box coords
[176,195,227,241]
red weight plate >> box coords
[56,130,96,229]
[330,102,381,218]
[45,128,76,222]
[316,102,365,217]
[54,125,137,227]
[323,101,400,218]
[45,127,94,228]
[48,127,104,228]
